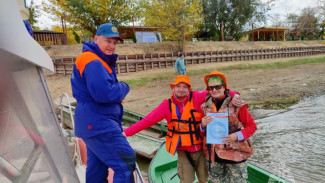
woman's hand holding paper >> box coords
[201,115,213,128]
[221,133,238,144]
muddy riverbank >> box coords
[45,55,325,115]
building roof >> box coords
[118,26,166,39]
[251,27,291,32]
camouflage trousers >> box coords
[206,161,248,183]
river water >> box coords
[137,94,325,183]
[250,94,325,183]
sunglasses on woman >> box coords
[208,84,223,91]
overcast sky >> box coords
[266,0,320,18]
[27,0,320,29]
[265,0,320,27]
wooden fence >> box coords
[52,46,325,75]
[34,32,68,45]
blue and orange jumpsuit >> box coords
[71,41,135,183]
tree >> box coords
[72,30,81,43]
[27,0,40,30]
[271,13,285,27]
[298,8,320,39]
[318,0,325,18]
[285,13,299,28]
[316,0,325,39]
[284,13,299,40]
[201,0,273,41]
[141,0,203,51]
[43,0,139,36]
[52,25,81,44]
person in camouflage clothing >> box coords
[209,161,248,183]
[200,71,257,183]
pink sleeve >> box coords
[238,105,257,140]
[229,89,240,97]
[124,100,169,136]
[193,90,208,113]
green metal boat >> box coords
[58,95,167,159]
[148,142,290,183]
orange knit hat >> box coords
[204,71,228,90]
[170,75,192,90]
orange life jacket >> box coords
[165,91,203,155]
[75,51,112,77]
[202,96,254,163]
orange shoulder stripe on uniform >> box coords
[75,51,112,77]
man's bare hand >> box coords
[232,94,242,107]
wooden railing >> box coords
[52,46,325,75]
[34,32,67,45]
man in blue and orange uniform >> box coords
[71,23,135,183]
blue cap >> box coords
[96,23,123,42]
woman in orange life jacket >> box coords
[200,71,257,183]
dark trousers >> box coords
[83,131,136,183]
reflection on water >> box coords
[136,156,150,180]
[250,95,325,183]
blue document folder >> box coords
[206,113,228,144]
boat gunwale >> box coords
[148,142,291,183]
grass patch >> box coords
[221,56,325,70]
[186,56,325,76]
[44,45,52,50]
[122,73,173,87]
[248,96,300,110]
[186,69,211,76]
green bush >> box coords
[72,30,80,43]
[213,33,219,41]
[270,35,274,41]
[300,35,304,40]
[131,32,137,43]
[155,32,161,42]
[306,34,313,40]
[259,34,264,41]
